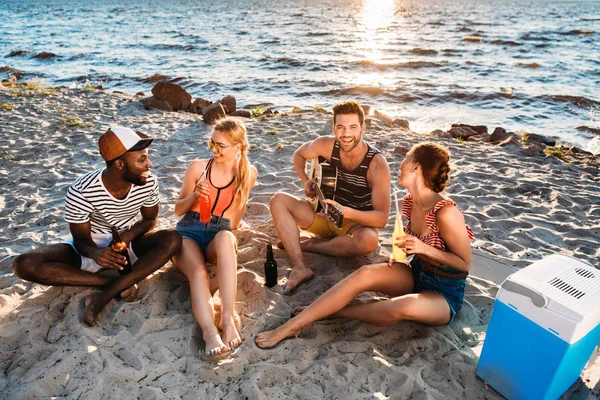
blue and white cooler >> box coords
[477,254,600,400]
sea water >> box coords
[1,0,599,153]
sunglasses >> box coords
[207,139,232,154]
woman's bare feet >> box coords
[255,322,302,349]
[219,314,242,351]
[284,265,314,294]
[83,293,103,326]
[119,284,138,302]
[203,332,229,358]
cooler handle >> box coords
[501,280,548,308]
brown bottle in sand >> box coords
[111,227,132,275]
[264,244,278,288]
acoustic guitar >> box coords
[308,158,344,229]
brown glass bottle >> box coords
[111,227,132,275]
[264,244,277,288]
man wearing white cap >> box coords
[12,127,182,326]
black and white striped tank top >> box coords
[329,141,380,211]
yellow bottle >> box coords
[392,213,406,261]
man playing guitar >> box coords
[270,100,391,293]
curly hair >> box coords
[411,142,450,193]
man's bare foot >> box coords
[119,284,138,302]
[219,314,242,351]
[284,266,314,294]
[203,332,229,358]
[83,293,103,327]
[255,322,302,349]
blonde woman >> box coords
[256,142,473,348]
[174,118,257,357]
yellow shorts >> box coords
[303,213,358,238]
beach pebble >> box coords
[431,129,453,139]
[141,96,173,111]
[33,52,56,59]
[524,133,556,147]
[9,49,29,57]
[490,127,511,143]
[393,119,410,129]
[229,109,251,118]
[151,81,192,111]
[452,124,488,134]
[522,143,543,156]
[393,146,409,155]
[221,95,237,113]
[373,110,393,127]
[449,126,479,140]
[188,97,212,114]
[202,101,226,124]
[468,133,491,142]
[143,74,169,83]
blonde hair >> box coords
[212,118,251,211]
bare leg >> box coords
[173,239,228,356]
[12,244,113,287]
[301,226,379,257]
[205,230,242,350]
[255,262,414,348]
[84,230,182,326]
[270,193,318,294]
[333,292,451,326]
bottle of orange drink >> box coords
[392,192,406,261]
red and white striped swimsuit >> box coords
[401,194,474,250]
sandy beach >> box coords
[1,86,599,399]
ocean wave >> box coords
[147,44,199,51]
[348,60,446,70]
[409,48,438,55]
[517,62,541,68]
[490,39,521,46]
[306,32,331,37]
[564,30,595,35]
[577,126,600,136]
[538,95,600,108]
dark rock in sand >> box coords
[522,143,544,156]
[9,49,29,57]
[393,119,410,129]
[143,74,169,83]
[525,133,556,147]
[490,127,511,143]
[188,98,212,114]
[151,81,192,111]
[431,129,453,139]
[373,110,393,127]
[362,105,371,115]
[11,72,25,80]
[229,109,251,118]
[202,102,226,124]
[497,136,520,147]
[451,124,488,134]
[34,52,56,59]
[393,146,410,156]
[468,133,491,142]
[141,96,173,111]
[449,126,479,139]
[136,92,146,97]
[221,96,237,113]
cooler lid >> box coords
[499,254,600,320]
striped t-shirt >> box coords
[65,169,160,234]
[329,140,380,211]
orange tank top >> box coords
[190,158,236,217]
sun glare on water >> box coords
[361,0,396,31]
